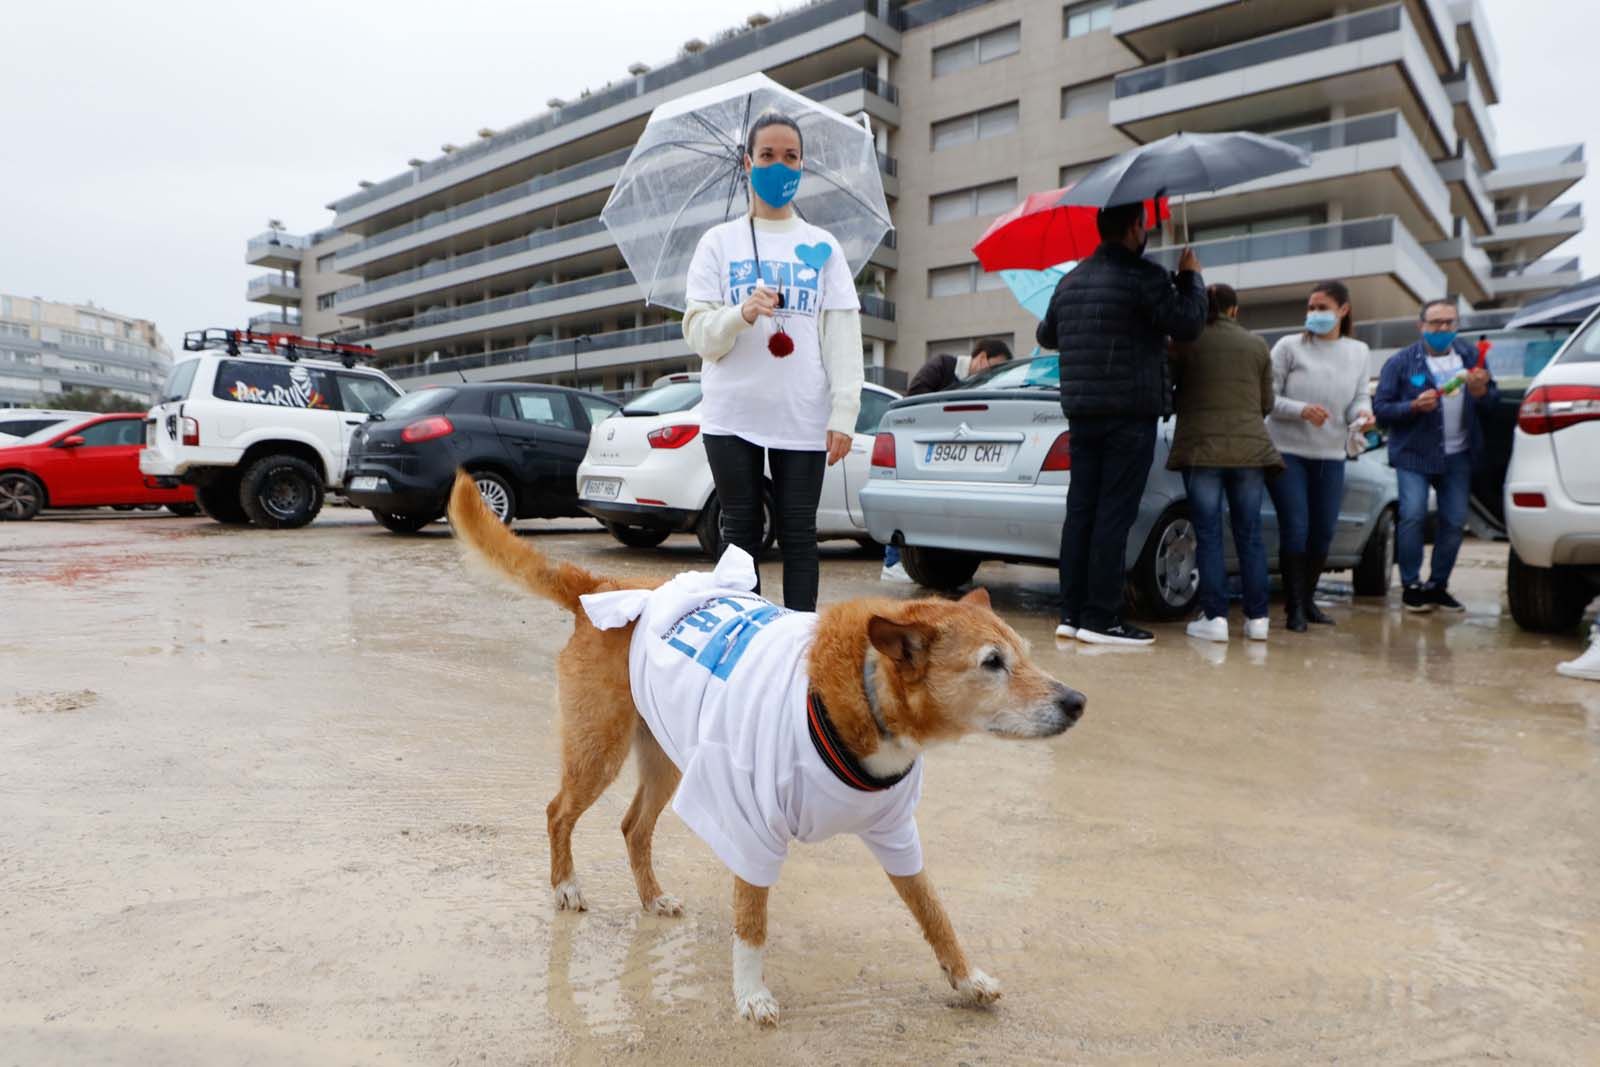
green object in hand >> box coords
[1439,373,1467,396]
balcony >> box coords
[385,323,691,384]
[1424,231,1494,304]
[348,270,640,350]
[1109,5,1455,157]
[1486,144,1587,213]
[1490,257,1582,301]
[246,273,302,306]
[1480,202,1583,260]
[1449,0,1500,103]
[798,68,899,128]
[1443,65,1495,169]
[328,0,897,227]
[248,310,303,332]
[1176,110,1452,242]
[1111,0,1459,75]
[245,230,308,269]
[1147,215,1445,320]
[1435,150,1494,236]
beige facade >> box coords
[0,293,173,407]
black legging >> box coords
[702,433,826,612]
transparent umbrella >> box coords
[600,72,893,312]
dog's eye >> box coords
[983,652,1007,672]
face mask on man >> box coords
[1423,329,1458,352]
[1305,310,1339,336]
[749,161,802,208]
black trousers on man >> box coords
[1057,416,1157,631]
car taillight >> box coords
[181,416,199,446]
[871,432,896,468]
[647,424,700,449]
[1518,385,1600,434]
[1040,431,1071,472]
[401,415,454,443]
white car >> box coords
[0,409,92,445]
[576,373,899,555]
[140,329,402,528]
[1503,308,1600,632]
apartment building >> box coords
[0,293,173,408]
[246,0,1586,391]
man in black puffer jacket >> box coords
[1036,201,1206,645]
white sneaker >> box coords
[1054,622,1077,639]
[880,562,913,583]
[1186,615,1229,643]
[1556,629,1600,681]
[1245,617,1270,642]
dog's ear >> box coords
[868,615,931,669]
[958,586,991,609]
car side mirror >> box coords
[59,435,85,448]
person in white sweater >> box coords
[680,112,864,612]
[1265,280,1375,631]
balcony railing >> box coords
[1495,203,1583,227]
[1147,217,1401,271]
[338,147,632,262]
[1267,110,1400,155]
[1496,144,1585,171]
[331,0,883,214]
[387,323,685,380]
[897,0,994,28]
[798,68,899,105]
[1115,5,1403,98]
[248,311,302,330]
[334,217,608,305]
[349,269,636,342]
[1490,257,1579,279]
[247,230,309,256]
[859,294,896,320]
[247,274,300,299]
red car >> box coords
[0,413,197,520]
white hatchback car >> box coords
[1504,309,1600,632]
[576,373,899,556]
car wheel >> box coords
[470,471,516,526]
[0,472,44,521]
[239,454,325,529]
[165,503,201,518]
[899,545,981,591]
[1128,505,1199,621]
[112,504,136,511]
[371,510,437,534]
[1352,507,1396,597]
[695,491,778,559]
[197,477,251,525]
[606,522,672,549]
[1507,547,1589,634]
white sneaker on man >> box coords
[1244,617,1270,642]
[1186,615,1229,643]
[1556,628,1600,681]
[880,562,913,583]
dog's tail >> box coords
[446,470,604,613]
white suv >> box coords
[140,329,402,528]
[1504,309,1600,631]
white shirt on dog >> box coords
[580,548,924,888]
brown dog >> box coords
[447,471,1084,1024]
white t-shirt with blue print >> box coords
[685,215,860,451]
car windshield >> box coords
[958,355,1060,391]
[382,388,455,419]
[623,379,702,415]
[1555,316,1600,366]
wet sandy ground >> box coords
[3,508,1597,1066]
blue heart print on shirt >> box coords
[794,242,833,271]
[1410,372,1429,388]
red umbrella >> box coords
[973,187,1169,272]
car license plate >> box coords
[921,442,1012,468]
[350,476,386,492]
[584,478,622,501]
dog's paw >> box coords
[736,988,780,1027]
[552,880,587,912]
[955,969,1002,1006]
[645,893,684,917]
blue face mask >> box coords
[1423,330,1458,352]
[749,161,802,208]
[1305,310,1339,336]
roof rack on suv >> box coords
[182,328,377,369]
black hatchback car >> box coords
[344,382,620,533]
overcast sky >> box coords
[2,0,1596,349]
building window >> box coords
[317,293,338,310]
[928,263,1006,298]
[1064,1,1114,38]
[1059,159,1107,188]
[1061,79,1114,119]
[931,101,1019,151]
[931,22,1021,77]
[317,253,335,272]
[930,179,1018,224]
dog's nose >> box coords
[1054,687,1086,724]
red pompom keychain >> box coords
[767,323,795,357]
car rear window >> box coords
[212,359,335,409]
[1556,317,1600,365]
[162,359,200,402]
[623,380,702,415]
[382,388,456,419]
[959,356,1059,391]
[0,417,66,438]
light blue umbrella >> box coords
[999,262,1075,320]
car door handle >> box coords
[343,418,365,425]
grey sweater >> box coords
[1267,334,1374,460]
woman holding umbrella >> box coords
[680,113,863,611]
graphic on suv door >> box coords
[213,360,332,409]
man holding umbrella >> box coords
[1037,202,1206,645]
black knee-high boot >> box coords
[1304,554,1335,625]
[1282,552,1308,633]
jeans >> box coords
[1184,467,1270,621]
[1058,416,1158,631]
[1397,450,1472,589]
[702,434,826,612]
[1268,453,1346,558]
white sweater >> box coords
[1267,334,1374,460]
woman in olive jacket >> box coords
[1167,284,1282,642]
